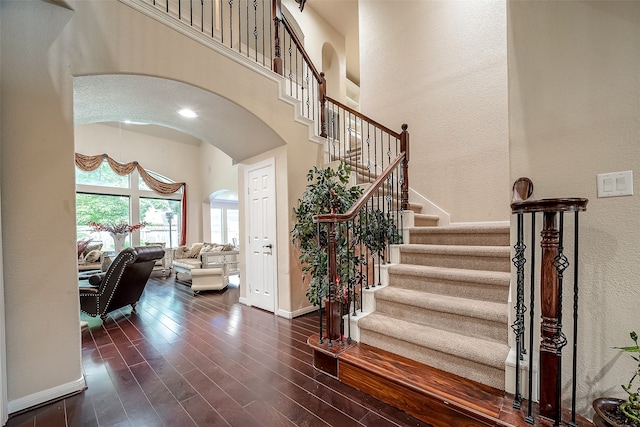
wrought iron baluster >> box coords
[511,212,527,409]
[526,212,536,424]
[568,211,580,427]
[228,0,233,49]
[553,212,569,426]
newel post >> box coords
[400,124,409,211]
[510,194,588,426]
[319,72,327,138]
[272,0,283,75]
[325,221,341,343]
[539,211,563,421]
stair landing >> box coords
[309,335,594,427]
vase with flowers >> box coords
[88,221,147,254]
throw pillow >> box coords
[83,242,103,257]
[199,243,217,254]
[174,246,190,259]
[84,249,102,263]
[188,243,204,258]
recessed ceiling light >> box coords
[178,108,198,118]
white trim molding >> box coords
[7,376,86,415]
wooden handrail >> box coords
[314,152,406,224]
[325,96,403,139]
[511,198,588,214]
[281,15,323,84]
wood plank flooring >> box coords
[5,276,432,427]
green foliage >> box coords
[358,209,401,258]
[76,193,129,226]
[616,331,640,424]
[291,163,363,306]
[291,162,403,306]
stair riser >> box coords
[400,251,511,272]
[374,299,508,343]
[388,271,509,303]
[414,217,438,227]
[409,231,509,246]
[359,330,505,390]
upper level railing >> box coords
[136,0,326,136]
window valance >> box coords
[75,153,187,246]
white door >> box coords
[246,161,276,312]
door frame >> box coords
[0,199,7,425]
[242,158,278,313]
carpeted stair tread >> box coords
[399,244,511,272]
[411,224,509,234]
[400,244,510,256]
[374,287,508,324]
[358,313,509,371]
[387,264,510,302]
[410,225,509,246]
[388,264,510,287]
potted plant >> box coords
[593,331,640,427]
[291,162,363,307]
[357,208,401,287]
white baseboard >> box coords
[277,304,318,319]
[8,376,86,415]
[239,296,251,306]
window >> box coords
[76,165,182,251]
[76,161,129,188]
[209,201,238,245]
[139,197,181,248]
[76,193,131,252]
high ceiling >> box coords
[73,1,358,160]
[73,75,285,162]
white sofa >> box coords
[172,243,238,292]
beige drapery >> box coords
[75,153,187,246]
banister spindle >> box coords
[400,124,409,211]
[272,0,282,74]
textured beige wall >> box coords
[0,0,319,408]
[509,1,640,416]
[359,0,510,222]
[1,0,83,403]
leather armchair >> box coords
[79,246,165,321]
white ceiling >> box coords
[73,75,285,162]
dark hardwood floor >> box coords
[5,275,431,427]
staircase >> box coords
[358,221,511,390]
[330,151,511,391]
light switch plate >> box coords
[597,170,633,198]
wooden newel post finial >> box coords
[325,222,341,342]
[320,72,327,138]
[401,124,409,211]
[272,0,283,75]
